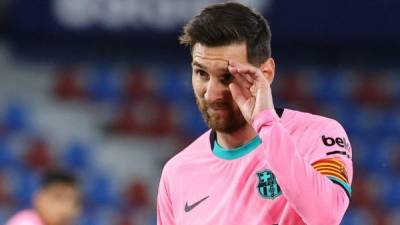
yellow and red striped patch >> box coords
[312,158,349,184]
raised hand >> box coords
[228,60,274,124]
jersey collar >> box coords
[209,107,284,160]
[213,135,262,160]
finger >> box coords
[233,74,253,91]
[237,66,258,76]
[229,60,257,74]
[228,66,252,97]
[231,77,253,99]
[238,66,269,87]
[243,73,255,84]
[228,60,238,67]
[228,65,252,89]
[229,83,247,106]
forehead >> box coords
[192,43,248,70]
[43,183,79,195]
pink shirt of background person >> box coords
[6,210,44,225]
[5,170,80,225]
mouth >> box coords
[207,106,229,117]
[197,98,231,118]
[208,107,226,113]
[207,101,230,109]
[209,105,227,110]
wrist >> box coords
[251,109,280,133]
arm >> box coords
[227,60,351,225]
[252,109,351,225]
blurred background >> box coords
[0,0,399,224]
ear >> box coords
[260,58,275,84]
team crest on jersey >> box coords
[256,169,282,199]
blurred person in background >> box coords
[157,2,353,225]
[6,170,81,225]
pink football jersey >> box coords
[157,108,353,225]
[5,210,44,225]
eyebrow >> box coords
[192,61,206,69]
[192,61,229,73]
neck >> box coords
[216,124,257,149]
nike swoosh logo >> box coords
[184,196,209,212]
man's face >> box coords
[35,183,81,225]
[191,42,248,133]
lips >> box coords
[209,105,226,111]
[208,101,230,109]
[208,108,226,116]
[208,103,230,113]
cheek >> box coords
[228,98,241,112]
[192,78,204,97]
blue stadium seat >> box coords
[0,139,16,169]
[377,110,400,138]
[85,173,117,208]
[351,136,390,173]
[177,101,208,137]
[76,212,102,225]
[158,69,192,103]
[308,70,349,104]
[87,66,122,103]
[62,141,92,172]
[13,170,40,208]
[324,104,361,136]
[77,208,118,225]
[3,100,31,133]
[382,175,400,209]
[341,207,377,225]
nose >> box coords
[204,78,227,103]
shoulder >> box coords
[161,130,212,178]
[6,210,43,225]
[283,108,345,133]
[283,108,350,152]
[283,108,352,158]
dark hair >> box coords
[41,170,78,188]
[179,2,271,65]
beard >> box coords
[195,96,247,133]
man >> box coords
[157,2,353,225]
[6,170,81,225]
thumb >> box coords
[229,83,246,106]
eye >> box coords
[220,73,233,85]
[195,69,209,80]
